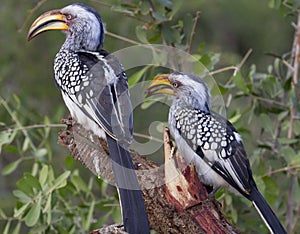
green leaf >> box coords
[51,210,65,224]
[31,224,49,233]
[24,173,42,191]
[293,179,300,203]
[48,166,55,182]
[233,72,249,94]
[13,190,32,203]
[3,220,11,234]
[140,1,151,15]
[199,53,220,71]
[262,75,276,97]
[224,192,232,205]
[199,54,212,69]
[290,151,300,165]
[2,159,22,175]
[34,148,47,158]
[254,175,266,193]
[268,0,282,9]
[65,156,74,170]
[162,24,181,44]
[57,225,69,234]
[278,138,298,145]
[152,49,168,66]
[141,99,155,109]
[25,200,41,227]
[51,171,71,190]
[88,177,94,191]
[44,193,52,225]
[111,206,122,223]
[262,176,279,205]
[293,120,300,136]
[39,164,48,186]
[22,137,30,152]
[152,12,168,22]
[71,173,90,193]
[157,0,173,8]
[279,146,296,163]
[135,26,149,44]
[83,199,95,230]
[259,113,274,136]
[17,177,33,195]
[0,209,7,219]
[43,116,51,137]
[13,202,30,218]
[0,131,16,153]
[128,66,149,86]
[13,94,21,107]
[229,113,241,124]
[281,146,300,165]
[277,111,288,121]
[141,96,169,109]
[31,162,39,177]
[11,222,21,234]
[216,83,229,95]
[100,179,109,196]
[96,211,112,227]
[230,204,238,223]
[168,0,183,18]
[4,145,18,153]
[15,173,42,196]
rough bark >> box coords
[58,117,239,234]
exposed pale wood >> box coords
[58,118,239,234]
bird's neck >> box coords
[174,96,210,113]
[61,31,101,52]
[61,35,80,51]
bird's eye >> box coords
[65,14,73,20]
[172,81,180,88]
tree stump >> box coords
[58,117,239,234]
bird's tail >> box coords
[106,136,150,234]
[250,187,286,234]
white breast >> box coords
[62,92,106,139]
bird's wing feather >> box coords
[175,108,253,196]
[71,50,133,145]
[210,112,252,190]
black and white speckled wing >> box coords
[54,49,133,146]
[174,108,253,196]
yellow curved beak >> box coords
[27,10,69,41]
[146,74,175,97]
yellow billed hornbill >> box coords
[27,3,149,233]
[147,72,286,234]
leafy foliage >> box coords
[0,0,300,233]
[0,97,120,233]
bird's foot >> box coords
[61,115,74,131]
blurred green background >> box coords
[0,0,299,233]
[0,0,293,116]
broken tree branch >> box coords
[58,118,239,234]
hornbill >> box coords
[27,3,149,233]
[147,72,286,234]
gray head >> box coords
[147,72,211,112]
[168,72,211,112]
[60,4,105,51]
[27,3,105,52]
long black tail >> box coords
[106,136,149,234]
[250,187,286,234]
